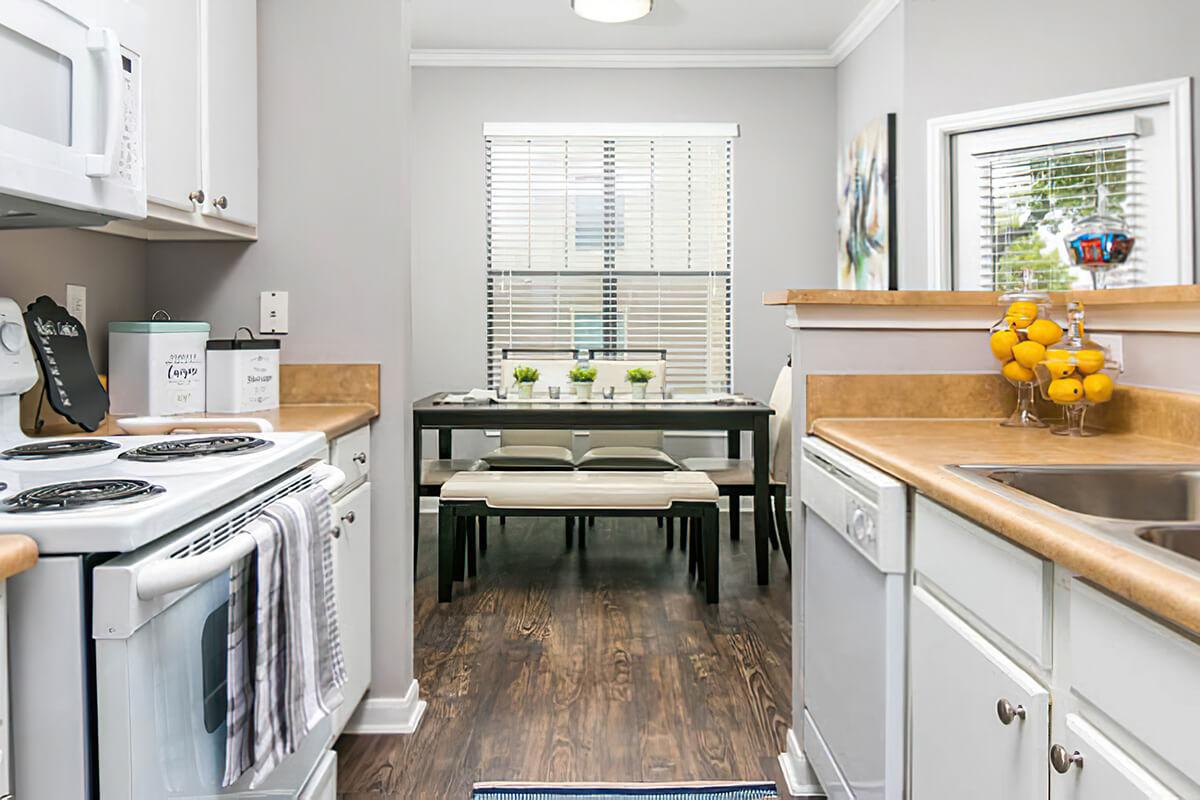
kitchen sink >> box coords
[1138,525,1200,560]
[949,464,1200,570]
[956,464,1200,522]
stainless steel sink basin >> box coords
[1138,525,1200,560]
[949,464,1200,571]
[956,464,1200,522]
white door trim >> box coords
[926,78,1194,290]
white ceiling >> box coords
[413,0,877,52]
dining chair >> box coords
[578,349,675,470]
[498,348,578,394]
[681,361,792,565]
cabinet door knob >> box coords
[212,195,229,210]
[996,698,1026,725]
[1050,744,1084,773]
[353,452,367,465]
[188,189,205,204]
[341,510,357,525]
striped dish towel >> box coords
[223,485,347,788]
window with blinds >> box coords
[951,102,1184,291]
[484,125,735,391]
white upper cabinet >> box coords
[104,0,257,240]
[145,0,202,214]
[201,0,257,228]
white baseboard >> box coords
[341,679,427,735]
[778,728,825,797]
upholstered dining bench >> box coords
[438,470,721,604]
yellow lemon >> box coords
[1075,349,1106,374]
[1026,318,1063,346]
[1083,373,1115,403]
[1001,360,1035,383]
[1004,313,1034,330]
[1006,301,1039,321]
[1042,360,1076,379]
[1012,339,1046,370]
[1047,378,1084,405]
[1045,349,1071,361]
[989,329,1020,361]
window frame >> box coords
[926,78,1194,290]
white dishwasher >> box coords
[800,437,908,800]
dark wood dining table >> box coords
[412,393,777,585]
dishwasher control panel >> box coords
[845,495,878,559]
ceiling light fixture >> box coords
[571,0,653,24]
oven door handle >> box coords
[135,464,347,600]
[115,416,275,435]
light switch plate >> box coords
[1091,333,1123,366]
[260,291,289,335]
[66,284,86,328]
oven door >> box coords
[0,0,145,227]
[95,567,331,799]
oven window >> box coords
[201,600,229,734]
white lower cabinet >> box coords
[299,751,337,800]
[331,481,372,735]
[1052,714,1176,799]
[910,585,1050,799]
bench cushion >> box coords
[575,446,680,471]
[440,470,718,510]
[480,445,576,469]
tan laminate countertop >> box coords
[49,404,378,442]
[0,535,37,581]
[811,418,1200,635]
[763,285,1200,307]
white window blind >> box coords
[975,135,1142,290]
[485,130,734,391]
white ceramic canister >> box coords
[108,314,210,416]
[205,328,281,413]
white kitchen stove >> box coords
[0,429,326,553]
[0,297,341,799]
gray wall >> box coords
[0,229,147,370]
[835,4,903,154]
[412,66,836,458]
[899,0,1200,289]
[147,0,416,703]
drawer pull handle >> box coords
[331,526,341,539]
[352,452,367,465]
[1050,744,1084,773]
[341,510,356,525]
[996,698,1026,725]
[188,189,205,204]
[212,195,229,210]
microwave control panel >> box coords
[117,46,143,190]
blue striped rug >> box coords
[472,782,778,799]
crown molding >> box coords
[411,0,901,70]
[827,0,902,65]
[410,48,835,69]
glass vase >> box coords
[1001,381,1048,428]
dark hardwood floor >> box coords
[335,512,799,799]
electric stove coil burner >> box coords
[2,479,166,513]
[0,439,121,460]
[119,435,274,463]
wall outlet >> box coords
[260,291,289,334]
[66,284,86,328]
[1091,333,1123,365]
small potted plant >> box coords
[512,365,540,399]
[569,365,597,400]
[625,367,654,400]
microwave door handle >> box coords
[85,27,121,178]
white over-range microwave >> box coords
[0,0,146,228]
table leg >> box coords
[438,428,453,459]
[752,415,770,585]
[726,430,741,541]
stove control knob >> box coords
[0,322,24,354]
